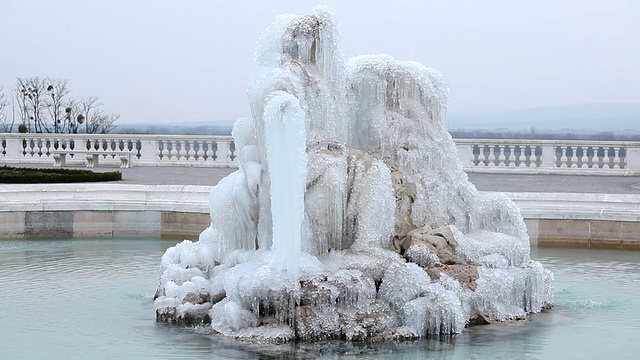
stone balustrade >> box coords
[2,133,639,174]
[455,139,640,175]
[0,133,236,167]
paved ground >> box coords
[15,163,640,194]
[466,172,640,194]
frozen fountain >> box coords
[154,6,553,342]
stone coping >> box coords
[505,192,640,222]
[1,184,638,221]
[0,184,211,213]
[1,184,639,248]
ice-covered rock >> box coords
[155,6,553,342]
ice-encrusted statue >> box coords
[154,6,553,342]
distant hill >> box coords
[113,103,640,136]
[447,103,640,132]
[114,120,235,135]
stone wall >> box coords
[526,219,640,249]
[1,184,638,249]
[0,210,210,240]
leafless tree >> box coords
[44,78,70,134]
[0,86,13,132]
[13,77,48,133]
[63,97,83,133]
[80,96,119,134]
[10,77,120,134]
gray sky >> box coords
[1,0,638,124]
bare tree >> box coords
[0,86,13,132]
[63,97,83,133]
[11,77,120,134]
[13,77,49,133]
[80,96,119,134]
[80,96,99,134]
[44,78,70,133]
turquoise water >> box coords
[0,239,638,359]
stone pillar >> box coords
[4,137,22,162]
[216,139,230,163]
[627,146,640,171]
[139,137,159,166]
[540,144,555,168]
[455,143,473,168]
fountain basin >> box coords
[0,238,637,358]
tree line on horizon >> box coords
[0,77,119,134]
[449,128,640,141]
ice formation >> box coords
[155,6,553,342]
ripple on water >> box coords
[1,240,640,359]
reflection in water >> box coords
[0,240,638,359]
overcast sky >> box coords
[1,0,638,124]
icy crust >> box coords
[154,6,553,342]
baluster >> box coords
[205,141,215,161]
[178,140,187,161]
[602,147,610,169]
[43,138,50,156]
[186,140,196,161]
[591,146,600,168]
[91,138,97,151]
[25,138,34,157]
[217,140,230,162]
[169,140,178,160]
[21,138,28,157]
[570,146,578,168]
[45,138,52,156]
[518,146,526,167]
[156,140,163,161]
[581,147,589,168]
[34,138,42,157]
[471,145,478,166]
[229,142,236,161]
[40,138,47,157]
[195,140,205,161]
[560,147,568,168]
[29,138,36,157]
[156,140,163,160]
[159,140,169,161]
[477,145,486,167]
[613,148,621,169]
[488,146,496,166]
[508,146,516,167]
[497,146,506,166]
[31,138,38,157]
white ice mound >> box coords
[155,6,553,342]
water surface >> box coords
[0,239,638,359]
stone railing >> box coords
[0,133,236,167]
[1,133,639,174]
[455,139,640,175]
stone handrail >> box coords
[455,138,640,175]
[0,133,236,167]
[1,133,639,173]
